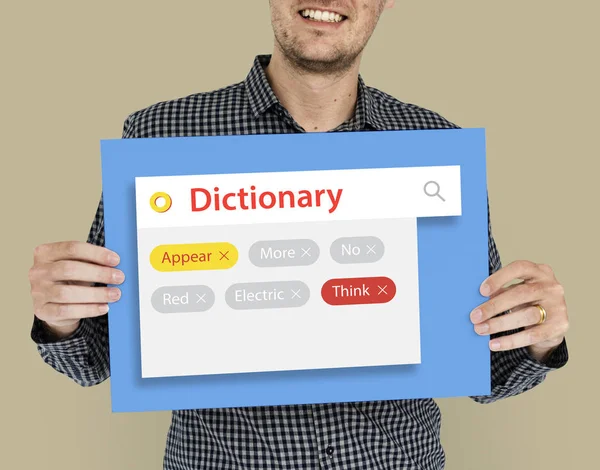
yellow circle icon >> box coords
[150,192,172,213]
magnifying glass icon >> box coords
[424,181,446,202]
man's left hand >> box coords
[470,260,569,363]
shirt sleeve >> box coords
[470,198,569,404]
[30,112,138,387]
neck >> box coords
[264,48,361,132]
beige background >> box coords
[2,0,598,468]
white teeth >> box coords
[300,9,344,22]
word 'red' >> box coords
[191,186,343,214]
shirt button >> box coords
[326,445,334,456]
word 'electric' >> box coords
[191,186,344,214]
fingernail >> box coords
[490,340,501,350]
[99,305,109,314]
[108,253,120,265]
[113,271,125,283]
[480,283,490,296]
[471,309,482,322]
[109,288,121,300]
[475,323,489,334]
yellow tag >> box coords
[150,242,238,272]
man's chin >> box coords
[287,50,356,74]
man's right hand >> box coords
[29,241,124,339]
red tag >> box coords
[321,276,396,305]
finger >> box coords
[471,282,548,323]
[538,264,554,276]
[45,260,125,285]
[46,284,121,304]
[474,305,545,336]
[36,303,110,323]
[487,282,523,299]
[480,260,545,297]
[34,241,120,266]
[489,324,557,352]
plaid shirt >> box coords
[32,55,568,470]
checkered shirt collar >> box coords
[244,54,384,131]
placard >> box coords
[100,128,490,412]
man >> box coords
[29,1,569,468]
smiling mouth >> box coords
[299,9,347,23]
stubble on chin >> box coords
[274,28,361,76]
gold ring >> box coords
[535,304,547,324]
